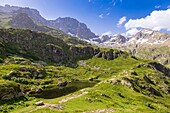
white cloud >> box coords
[123,28,139,37]
[125,9,170,31]
[117,16,126,27]
[102,31,112,36]
[99,14,104,19]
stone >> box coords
[57,81,68,87]
[35,88,43,93]
[88,78,94,81]
[35,101,44,106]
[19,66,27,71]
[1,94,14,100]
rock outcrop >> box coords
[0,28,118,64]
[0,81,24,100]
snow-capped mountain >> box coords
[127,28,170,46]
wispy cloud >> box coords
[106,12,110,16]
[155,5,161,9]
[99,14,104,19]
[167,5,170,9]
[117,16,126,27]
[112,0,123,6]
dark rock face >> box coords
[149,62,170,77]
[106,49,114,60]
[0,82,24,100]
[95,52,102,58]
[69,46,95,60]
[0,29,96,62]
[148,87,162,96]
[143,75,155,85]
[0,28,121,64]
[95,49,122,60]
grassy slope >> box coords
[0,53,169,113]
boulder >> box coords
[35,101,44,106]
[88,78,94,81]
[57,81,68,87]
[19,66,27,71]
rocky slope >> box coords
[120,29,170,67]
[0,28,93,63]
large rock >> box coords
[57,81,68,87]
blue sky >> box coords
[0,0,170,36]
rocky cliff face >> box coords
[0,28,91,63]
[0,28,123,63]
[48,17,97,40]
[0,28,118,64]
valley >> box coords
[0,4,170,113]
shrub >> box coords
[0,58,4,63]
[2,74,13,80]
[11,77,29,84]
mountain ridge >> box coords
[0,5,97,40]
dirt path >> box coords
[29,89,88,112]
[58,91,88,104]
[83,108,115,113]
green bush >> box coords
[36,74,46,79]
[0,58,4,63]
[2,74,13,80]
[11,77,29,84]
